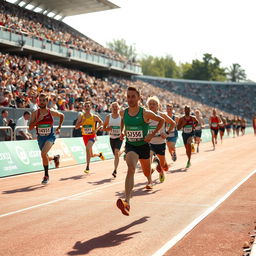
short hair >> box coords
[23,111,31,116]
[1,109,8,114]
[127,86,140,96]
[146,96,160,106]
[166,103,173,108]
[39,93,49,101]
[111,102,119,107]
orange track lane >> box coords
[0,134,256,256]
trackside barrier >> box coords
[0,128,254,178]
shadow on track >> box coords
[67,216,150,255]
[59,175,85,181]
[2,184,45,194]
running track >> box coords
[0,134,255,256]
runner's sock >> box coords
[44,165,49,177]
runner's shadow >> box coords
[60,175,85,181]
[2,184,45,194]
[67,216,150,255]
[169,168,187,173]
[87,178,113,185]
[204,149,215,152]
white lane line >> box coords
[0,158,114,180]
[152,168,256,256]
[0,180,124,218]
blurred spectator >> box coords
[0,109,11,140]
[16,111,32,140]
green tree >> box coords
[227,63,246,82]
[140,55,181,78]
[182,53,227,81]
[106,39,137,60]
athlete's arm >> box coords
[103,115,111,132]
[177,117,186,130]
[217,116,223,126]
[192,116,199,127]
[160,112,176,133]
[28,110,38,130]
[75,113,83,129]
[144,110,164,142]
[119,110,125,140]
[94,115,103,132]
[50,110,64,134]
[208,117,212,127]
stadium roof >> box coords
[9,0,119,18]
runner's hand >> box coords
[144,133,154,143]
[161,133,167,139]
[55,127,61,134]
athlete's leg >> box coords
[139,158,152,187]
[211,130,215,149]
[86,140,94,168]
[114,148,120,171]
[41,141,54,181]
[125,151,139,204]
[167,141,176,161]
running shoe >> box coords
[116,199,130,216]
[159,172,165,183]
[173,152,177,161]
[41,176,49,184]
[191,143,195,153]
[112,170,117,178]
[84,166,90,174]
[145,184,153,190]
[54,155,60,168]
[186,161,191,169]
[99,152,105,160]
[153,156,162,173]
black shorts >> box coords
[236,126,241,130]
[211,128,219,136]
[182,132,194,145]
[125,142,150,159]
[226,125,231,129]
[149,143,166,156]
[241,126,246,130]
[194,130,202,138]
[110,138,123,154]
[219,127,225,133]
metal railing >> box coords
[0,125,77,141]
[0,126,14,141]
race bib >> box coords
[183,125,193,133]
[38,124,51,136]
[126,127,143,142]
[212,123,218,127]
[148,125,160,136]
[195,125,201,130]
[83,125,93,134]
[110,126,121,136]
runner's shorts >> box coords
[182,132,194,145]
[149,143,166,156]
[110,138,123,153]
[38,133,56,150]
[125,142,150,159]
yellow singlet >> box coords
[81,114,96,135]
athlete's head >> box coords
[195,109,201,117]
[84,101,91,112]
[39,93,48,109]
[184,105,190,116]
[111,102,120,114]
[166,103,174,115]
[212,109,217,116]
[147,96,160,113]
[127,86,141,108]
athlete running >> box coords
[29,93,64,184]
[177,105,198,169]
[219,113,226,143]
[236,116,241,137]
[116,86,164,216]
[253,114,256,136]
[75,101,105,173]
[103,102,123,178]
[194,109,205,153]
[225,116,232,136]
[147,96,175,183]
[166,103,179,162]
[240,117,246,136]
[232,116,237,138]
[209,109,222,150]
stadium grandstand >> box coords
[0,0,255,140]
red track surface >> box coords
[0,134,255,256]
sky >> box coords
[64,0,256,81]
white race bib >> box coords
[212,123,218,127]
[83,125,93,134]
[184,126,193,133]
[38,124,51,136]
[110,126,121,137]
[126,130,143,142]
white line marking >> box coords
[0,180,123,218]
[151,168,256,256]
